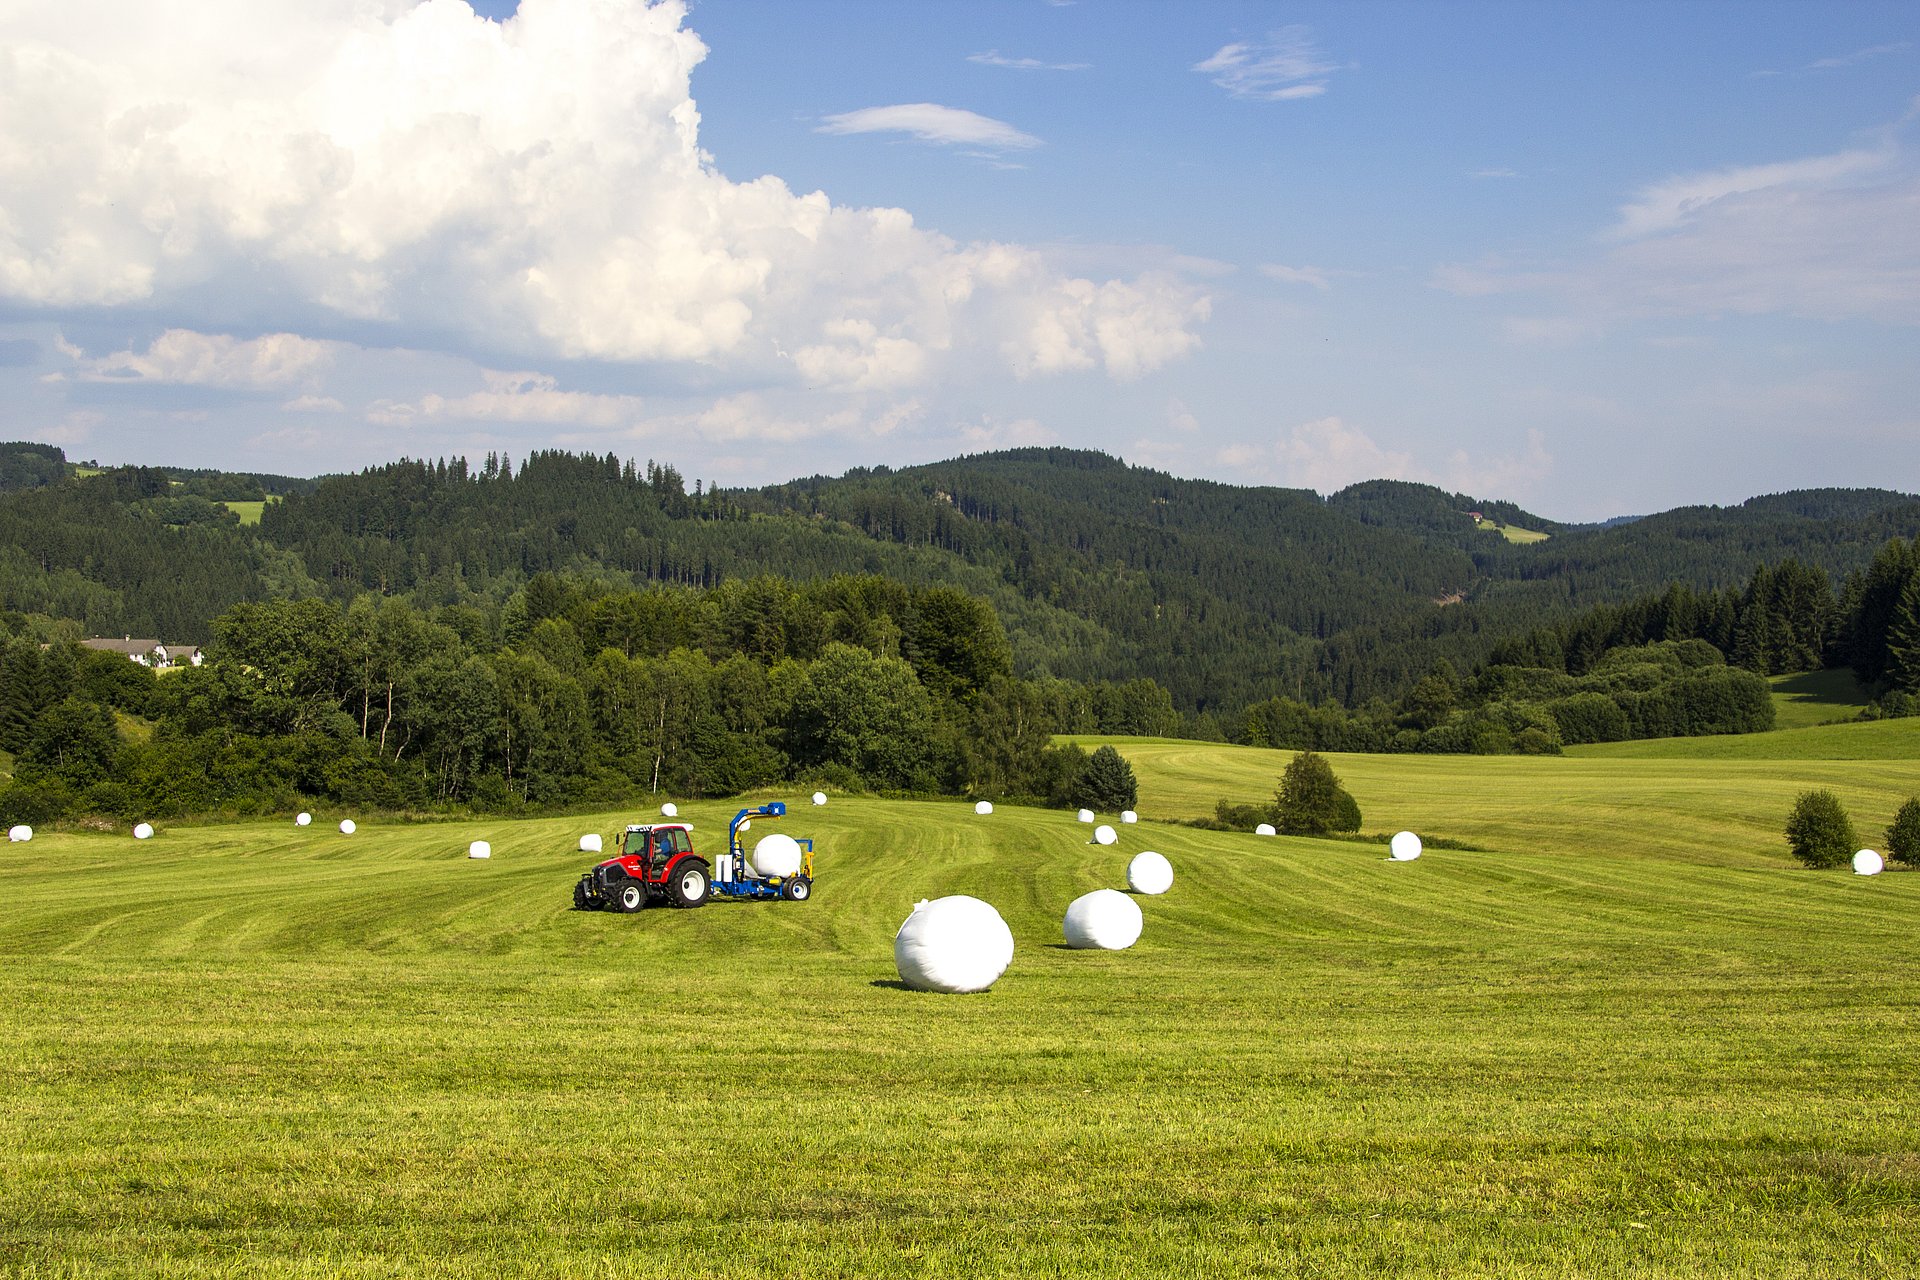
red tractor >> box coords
[572,802,813,912]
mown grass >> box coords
[1496,523,1549,544]
[1769,669,1875,730]
[1065,729,1920,865]
[3,746,1918,1276]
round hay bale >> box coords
[894,896,1014,994]
[295,812,312,827]
[812,791,828,806]
[751,833,804,879]
[579,833,603,854]
[1853,848,1885,876]
[1120,810,1138,824]
[468,841,492,860]
[1063,888,1143,950]
[1255,822,1277,837]
[7,824,31,843]
[974,800,994,815]
[1076,808,1095,824]
[133,822,155,840]
[1390,830,1423,862]
[1128,850,1173,895]
[660,802,678,818]
[1093,823,1118,846]
[339,819,357,835]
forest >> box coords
[0,440,1916,821]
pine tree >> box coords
[1885,570,1920,694]
[1073,744,1138,812]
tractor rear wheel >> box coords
[612,879,648,913]
[781,874,812,902]
[669,859,710,908]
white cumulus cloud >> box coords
[69,329,337,388]
[0,0,1201,388]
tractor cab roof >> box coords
[624,822,692,834]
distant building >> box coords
[81,637,204,669]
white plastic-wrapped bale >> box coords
[295,812,312,827]
[974,800,994,815]
[1255,823,1277,837]
[1128,851,1174,895]
[1390,831,1423,862]
[579,833,603,853]
[660,802,678,818]
[1093,824,1118,846]
[1853,848,1885,876]
[812,791,828,806]
[468,841,492,859]
[1063,889,1144,951]
[133,822,155,840]
[339,819,357,835]
[894,896,1015,994]
[751,833,804,879]
[1120,810,1138,824]
[1077,809,1095,824]
[7,824,30,843]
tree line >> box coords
[0,574,1176,824]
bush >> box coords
[1785,789,1857,868]
[1886,797,1920,867]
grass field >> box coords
[1769,669,1875,730]
[1066,725,1920,864]
[4,732,1919,1276]
[220,497,280,525]
[1495,522,1549,544]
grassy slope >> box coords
[1065,726,1920,865]
[4,752,1918,1275]
[1497,523,1549,544]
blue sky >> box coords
[3,0,1916,519]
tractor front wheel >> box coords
[573,879,592,910]
[669,860,710,909]
[612,880,648,913]
[781,874,812,902]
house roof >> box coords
[82,637,163,655]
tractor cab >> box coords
[620,823,693,875]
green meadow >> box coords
[3,727,1918,1276]
[219,497,280,526]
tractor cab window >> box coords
[662,828,692,855]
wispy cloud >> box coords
[1755,41,1910,77]
[1473,167,1519,179]
[1194,26,1342,102]
[969,50,1089,72]
[1610,148,1889,239]
[818,103,1042,150]
[1435,136,1920,327]
[1259,263,1332,291]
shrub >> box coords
[1886,797,1920,867]
[1785,789,1857,868]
